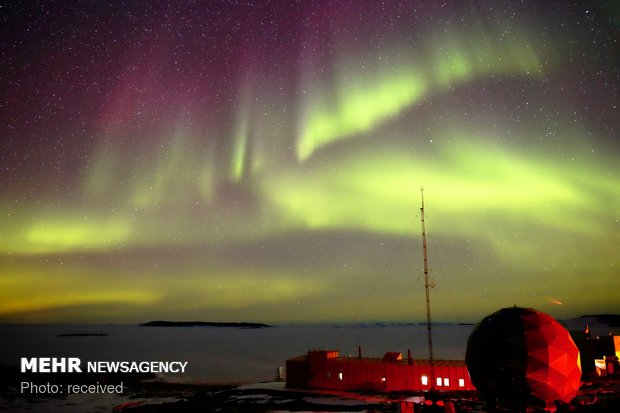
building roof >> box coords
[287,353,467,368]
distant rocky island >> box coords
[139,321,271,328]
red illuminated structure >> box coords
[465,307,582,411]
[286,349,475,393]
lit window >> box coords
[436,377,443,387]
[381,377,386,383]
[443,378,449,387]
[338,372,343,380]
[421,375,428,385]
[459,378,465,387]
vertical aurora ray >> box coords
[231,79,253,182]
[198,147,216,201]
[232,114,249,182]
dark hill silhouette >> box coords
[139,321,271,328]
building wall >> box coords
[286,351,475,393]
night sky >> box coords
[1,1,618,324]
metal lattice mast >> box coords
[420,187,434,386]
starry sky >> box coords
[1,1,618,324]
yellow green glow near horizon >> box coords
[1,2,618,324]
[21,216,132,254]
[2,127,618,323]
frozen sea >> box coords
[0,318,607,412]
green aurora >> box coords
[1,1,618,324]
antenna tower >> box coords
[420,187,434,387]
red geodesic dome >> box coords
[466,307,581,410]
[522,310,581,406]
